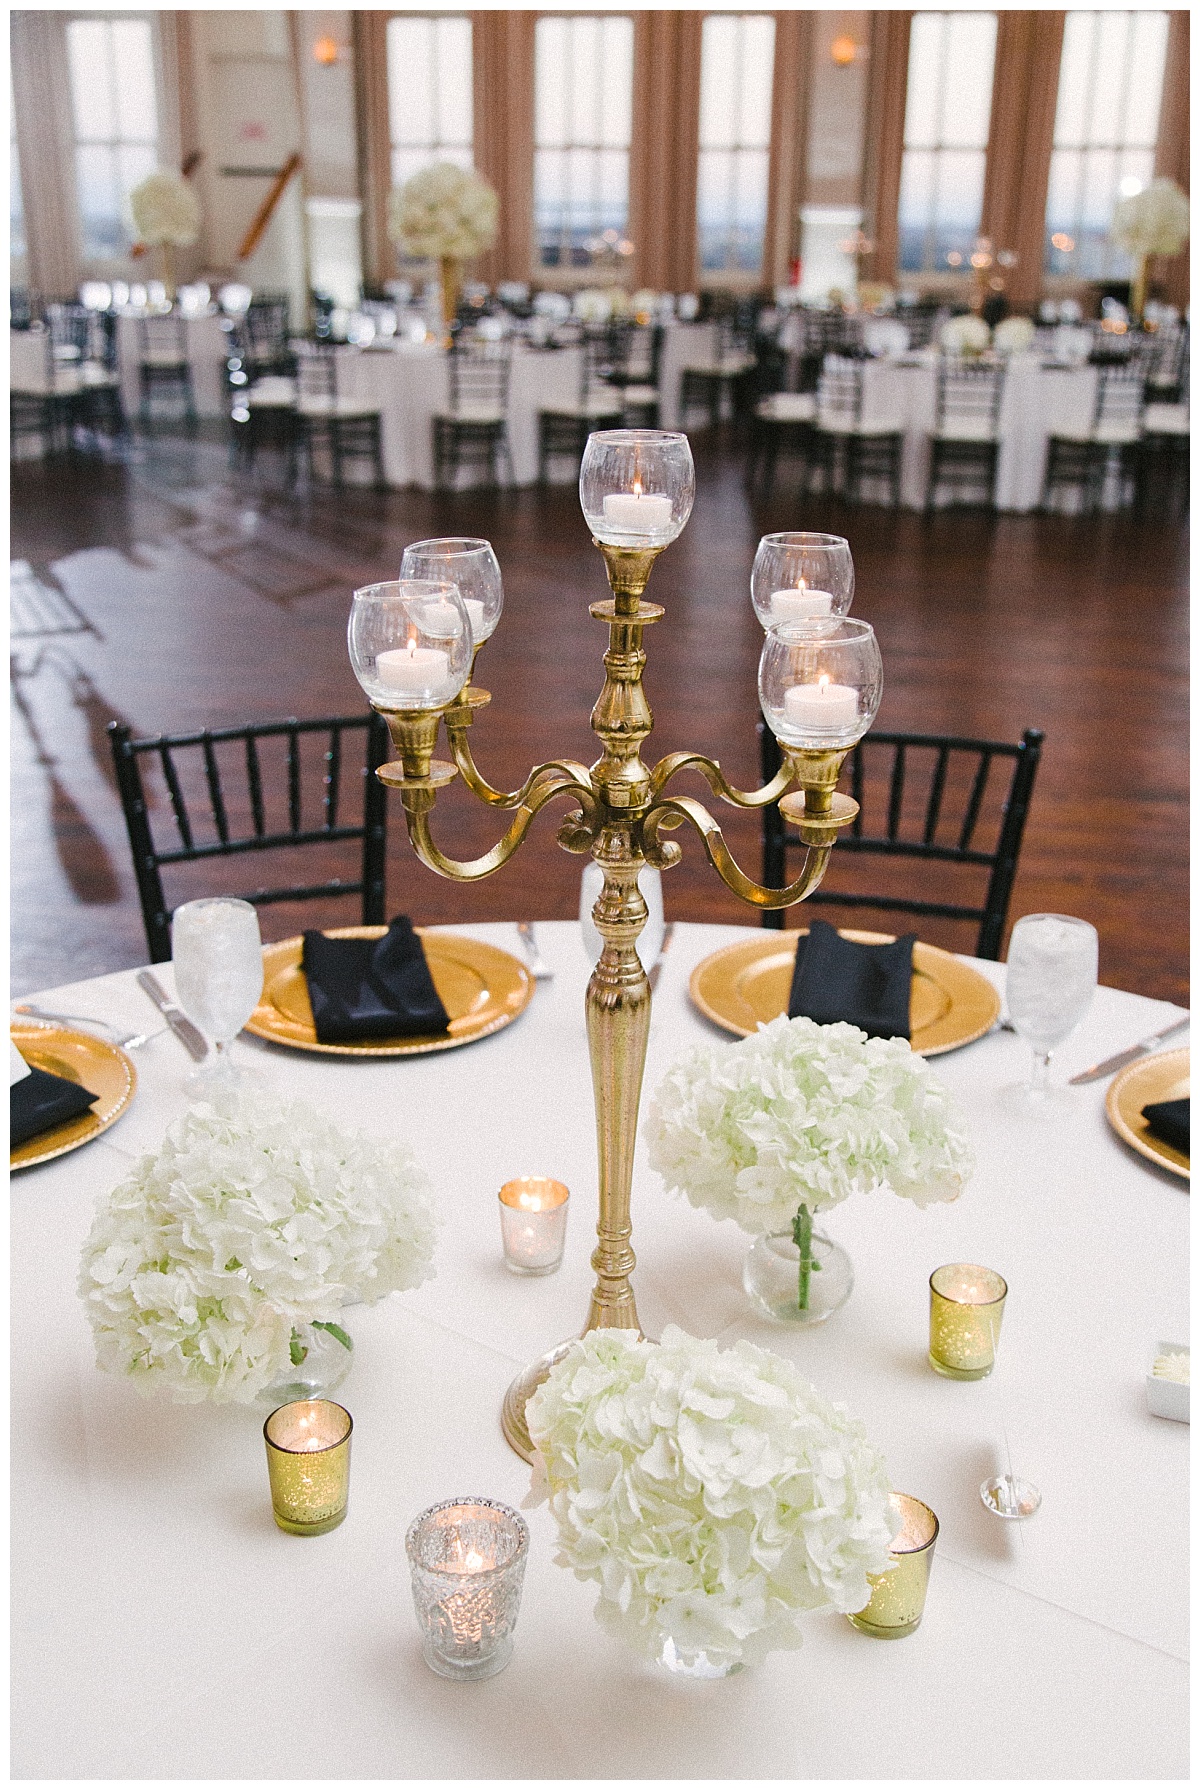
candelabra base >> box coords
[501,1327,651,1461]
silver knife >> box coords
[1068,1016,1189,1085]
[647,922,676,993]
[136,970,209,1061]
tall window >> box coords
[1044,11,1169,280]
[386,15,473,189]
[534,15,634,269]
[66,15,159,263]
[696,14,776,274]
[897,12,997,274]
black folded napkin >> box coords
[11,1063,100,1147]
[787,919,915,1041]
[1142,1097,1190,1156]
[302,916,451,1045]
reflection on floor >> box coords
[10,428,1189,1003]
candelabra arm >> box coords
[648,748,797,810]
[446,721,595,817]
[401,768,600,882]
[642,794,836,909]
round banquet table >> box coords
[11,922,1188,1779]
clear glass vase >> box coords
[743,1229,854,1326]
[258,1321,354,1407]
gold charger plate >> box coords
[245,927,534,1057]
[1105,1047,1189,1181]
[688,928,1001,1056]
[10,1020,137,1171]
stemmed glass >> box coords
[1004,913,1098,1104]
[400,538,504,649]
[171,897,264,1091]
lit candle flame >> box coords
[632,476,643,499]
[798,575,806,593]
[818,673,830,693]
[464,1549,487,1571]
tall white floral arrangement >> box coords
[129,171,202,248]
[993,315,1035,356]
[1112,177,1190,260]
[526,1326,897,1672]
[388,162,498,261]
[941,313,991,356]
[78,1088,438,1403]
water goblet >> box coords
[171,897,264,1091]
[1004,912,1098,1105]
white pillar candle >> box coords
[602,489,674,534]
[771,587,834,623]
[376,642,451,697]
[782,675,859,731]
[463,597,487,639]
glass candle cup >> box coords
[751,531,855,631]
[929,1263,1008,1379]
[580,429,695,547]
[498,1177,570,1274]
[847,1493,939,1638]
[400,537,504,648]
[348,580,472,711]
[406,1498,530,1681]
[263,1399,353,1536]
[758,618,883,751]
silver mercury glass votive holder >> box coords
[406,1498,530,1680]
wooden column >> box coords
[859,10,910,285]
[352,11,391,288]
[11,11,80,298]
[1153,10,1189,310]
[762,10,812,289]
[981,12,1065,312]
[472,11,535,286]
[629,11,702,292]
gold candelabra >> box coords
[364,525,861,1461]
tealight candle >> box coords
[771,586,834,623]
[406,1498,530,1680]
[376,641,452,701]
[263,1399,352,1535]
[601,487,674,536]
[847,1493,939,1638]
[782,674,859,732]
[415,600,464,638]
[463,597,487,640]
[928,1263,1008,1379]
[498,1176,569,1274]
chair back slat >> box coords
[324,725,343,831]
[158,743,194,850]
[923,745,951,845]
[201,736,231,845]
[245,734,266,836]
[886,743,906,840]
[287,728,301,833]
[957,751,992,852]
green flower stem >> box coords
[792,1203,815,1311]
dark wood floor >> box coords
[11,427,1189,1002]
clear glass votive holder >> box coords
[498,1177,569,1274]
[263,1399,353,1536]
[928,1263,1008,1380]
[406,1498,530,1681]
[847,1493,939,1639]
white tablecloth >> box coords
[12,922,1188,1778]
[114,311,230,419]
[334,339,585,489]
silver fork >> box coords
[516,921,553,980]
[12,1004,165,1050]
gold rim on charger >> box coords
[10,1019,137,1171]
[245,926,534,1057]
[1105,1047,1189,1181]
[688,928,1001,1055]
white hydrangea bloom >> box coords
[387,162,499,260]
[129,171,202,247]
[941,314,991,355]
[527,1327,897,1670]
[645,1013,973,1235]
[1112,178,1189,259]
[993,316,1035,356]
[78,1087,438,1403]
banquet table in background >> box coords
[113,310,230,420]
[12,922,1188,1779]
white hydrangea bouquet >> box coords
[993,315,1035,356]
[388,162,499,262]
[1112,177,1189,261]
[941,313,991,357]
[526,1326,896,1675]
[78,1087,438,1404]
[129,170,202,248]
[645,1015,973,1320]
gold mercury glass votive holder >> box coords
[498,1176,570,1275]
[263,1399,353,1536]
[928,1263,1008,1380]
[847,1493,939,1638]
[406,1498,530,1680]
